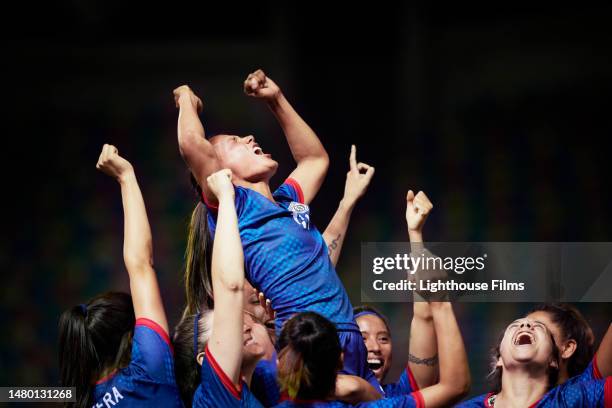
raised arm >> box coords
[205,169,245,386]
[173,85,221,204]
[323,145,375,265]
[405,190,439,388]
[416,302,470,407]
[595,323,612,377]
[96,144,168,333]
[244,69,329,204]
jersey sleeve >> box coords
[193,345,245,408]
[356,390,424,408]
[129,318,176,385]
[382,365,419,397]
[545,377,610,407]
[273,178,304,204]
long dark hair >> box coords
[277,312,342,401]
[527,303,594,378]
[58,292,134,408]
[184,174,214,313]
[172,309,212,406]
[487,329,560,393]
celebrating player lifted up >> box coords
[174,70,382,391]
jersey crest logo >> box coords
[288,201,310,229]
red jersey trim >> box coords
[284,178,304,204]
[201,191,219,211]
[604,376,612,408]
[411,390,425,408]
[594,353,603,380]
[95,369,118,385]
[135,318,173,353]
[204,345,242,400]
[406,365,420,391]
[484,392,494,408]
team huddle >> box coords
[59,70,611,407]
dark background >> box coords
[2,2,611,400]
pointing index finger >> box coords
[349,145,357,171]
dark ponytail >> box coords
[58,292,134,408]
[184,174,214,314]
[277,312,342,401]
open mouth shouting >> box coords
[252,143,272,158]
[368,358,384,373]
[513,331,535,346]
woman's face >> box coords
[242,313,266,362]
[498,318,556,370]
[356,314,392,382]
[210,134,278,182]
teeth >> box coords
[368,359,382,364]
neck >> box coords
[495,365,549,408]
[234,179,274,201]
[241,356,262,387]
[556,365,569,384]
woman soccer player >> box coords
[355,190,439,397]
[174,70,379,388]
[458,317,611,407]
[58,145,182,408]
[526,304,612,387]
[173,169,266,407]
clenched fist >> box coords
[243,69,281,101]
[405,190,433,233]
[206,169,234,201]
[96,144,134,182]
[173,85,203,113]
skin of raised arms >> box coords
[204,169,245,386]
[405,190,470,407]
[596,323,612,377]
[244,69,329,204]
[173,85,221,205]
[335,374,381,403]
[323,145,375,266]
[96,144,169,333]
[405,190,439,388]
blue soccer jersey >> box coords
[564,354,604,387]
[273,390,424,408]
[382,365,419,397]
[251,358,281,407]
[457,377,611,407]
[192,345,264,408]
[203,178,354,333]
[93,318,182,408]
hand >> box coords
[96,144,134,182]
[206,169,234,200]
[343,145,375,207]
[173,85,203,113]
[257,289,276,323]
[243,69,281,101]
[406,190,433,233]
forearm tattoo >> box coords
[328,234,341,256]
[408,352,439,366]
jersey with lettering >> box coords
[192,346,264,408]
[203,179,354,334]
[273,390,425,408]
[382,365,419,397]
[93,318,183,408]
[457,376,611,407]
